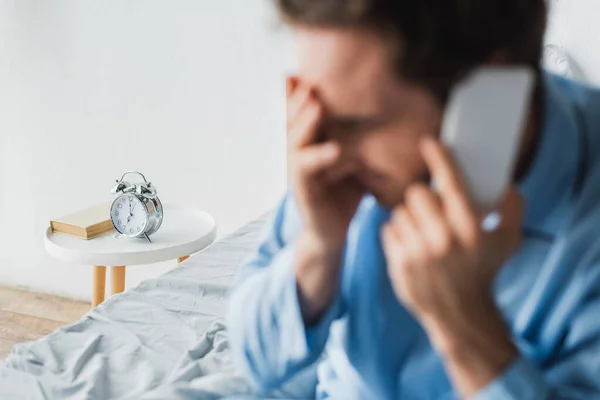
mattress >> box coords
[0,211,314,400]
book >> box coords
[50,202,115,239]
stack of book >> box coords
[50,202,115,240]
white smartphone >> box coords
[440,66,535,212]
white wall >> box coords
[0,1,294,300]
[545,0,600,85]
[1,0,598,302]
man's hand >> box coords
[287,77,364,324]
[287,77,364,251]
[381,138,524,397]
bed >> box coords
[0,211,316,400]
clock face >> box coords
[110,195,148,237]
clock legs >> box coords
[111,266,126,295]
[92,266,107,307]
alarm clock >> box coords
[110,171,163,242]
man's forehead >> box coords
[293,27,401,117]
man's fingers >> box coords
[287,85,312,132]
[405,185,453,255]
[289,102,323,149]
[420,138,472,205]
[391,207,422,259]
[286,76,299,98]
[286,79,325,149]
[420,138,479,245]
[295,142,341,175]
[382,223,404,265]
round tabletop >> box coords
[45,204,217,266]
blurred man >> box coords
[228,0,600,399]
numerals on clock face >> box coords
[111,195,147,236]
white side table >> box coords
[45,204,217,307]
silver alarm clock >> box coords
[110,171,163,242]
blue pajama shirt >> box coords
[226,72,600,399]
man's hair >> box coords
[277,0,547,100]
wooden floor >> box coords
[0,287,90,360]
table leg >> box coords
[178,256,189,264]
[111,266,126,295]
[92,266,106,307]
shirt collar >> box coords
[517,72,584,235]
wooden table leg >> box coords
[92,266,106,307]
[178,256,189,264]
[110,266,126,295]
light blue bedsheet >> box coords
[0,212,316,400]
